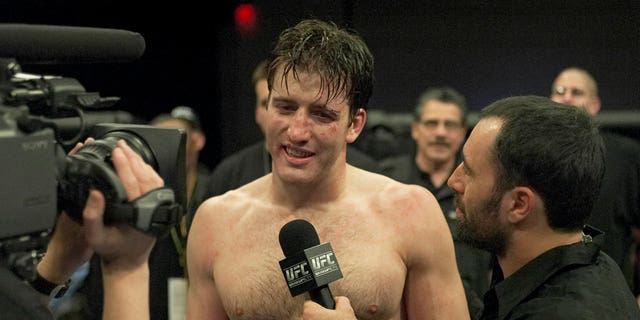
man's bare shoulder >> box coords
[347,167,452,262]
[193,175,271,232]
[350,166,440,213]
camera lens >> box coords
[59,130,158,224]
[73,131,157,169]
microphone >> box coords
[278,219,343,309]
[0,24,146,64]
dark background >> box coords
[2,0,638,168]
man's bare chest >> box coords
[212,231,406,320]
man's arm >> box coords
[84,190,153,320]
[403,186,470,319]
[186,199,229,319]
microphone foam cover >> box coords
[0,24,146,64]
[279,219,320,257]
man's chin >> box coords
[427,154,452,164]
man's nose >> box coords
[287,111,311,141]
[561,91,575,103]
[435,122,448,136]
[447,162,464,191]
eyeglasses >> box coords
[418,119,462,130]
[552,86,586,97]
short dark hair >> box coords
[267,19,374,123]
[413,87,467,124]
[481,95,605,231]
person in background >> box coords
[550,67,640,297]
[253,59,270,134]
[187,19,469,319]
[151,105,211,228]
[380,86,491,316]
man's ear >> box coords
[411,121,420,142]
[346,108,366,143]
[589,96,601,115]
[192,131,206,152]
[505,186,536,224]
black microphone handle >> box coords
[309,285,335,309]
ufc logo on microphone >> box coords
[285,262,310,281]
[310,252,335,270]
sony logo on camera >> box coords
[21,140,49,151]
[279,242,343,297]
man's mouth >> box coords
[285,146,313,158]
[429,141,450,148]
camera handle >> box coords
[105,187,182,238]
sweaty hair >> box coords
[267,19,374,123]
[413,86,468,124]
[481,96,605,231]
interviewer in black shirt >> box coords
[305,96,640,319]
[446,96,640,319]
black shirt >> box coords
[588,132,640,287]
[481,227,640,320]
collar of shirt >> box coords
[484,226,603,320]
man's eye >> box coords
[276,105,295,113]
[312,110,337,121]
[420,120,438,128]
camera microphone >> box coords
[278,219,343,309]
[0,24,145,64]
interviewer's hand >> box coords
[302,296,357,320]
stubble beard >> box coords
[455,192,508,256]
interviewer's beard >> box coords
[455,193,509,256]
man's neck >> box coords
[498,229,583,278]
[186,167,198,201]
[270,161,348,210]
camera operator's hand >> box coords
[38,139,160,319]
[83,139,160,268]
[84,139,160,320]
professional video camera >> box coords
[0,25,186,280]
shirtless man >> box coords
[187,19,469,319]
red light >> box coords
[235,4,257,31]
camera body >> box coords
[0,107,58,241]
[0,58,186,252]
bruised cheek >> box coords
[316,123,342,143]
